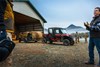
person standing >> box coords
[84,7,100,67]
[75,32,80,44]
[0,0,14,67]
[84,33,88,43]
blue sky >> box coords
[31,0,100,28]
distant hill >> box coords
[66,24,88,33]
[66,24,83,30]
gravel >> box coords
[12,42,98,67]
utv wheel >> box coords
[70,40,74,45]
[68,38,74,45]
[63,39,70,46]
[42,38,47,43]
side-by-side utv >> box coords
[43,27,74,46]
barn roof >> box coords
[13,0,47,23]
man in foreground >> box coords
[0,0,14,67]
[84,7,100,67]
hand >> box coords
[84,22,90,27]
[84,22,90,30]
[86,22,90,26]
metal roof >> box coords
[13,0,47,23]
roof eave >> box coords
[27,1,47,23]
[13,0,47,23]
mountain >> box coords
[66,24,88,33]
[66,24,83,30]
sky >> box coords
[30,0,100,28]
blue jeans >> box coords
[89,37,100,64]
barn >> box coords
[9,0,47,42]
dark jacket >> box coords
[0,0,7,24]
[88,15,100,38]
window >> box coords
[61,29,67,34]
[49,29,53,34]
[55,29,60,34]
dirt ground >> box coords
[12,41,99,67]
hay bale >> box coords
[32,32,43,39]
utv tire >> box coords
[68,38,74,45]
[70,40,74,45]
[42,38,47,43]
[63,39,70,46]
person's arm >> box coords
[90,21,100,31]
